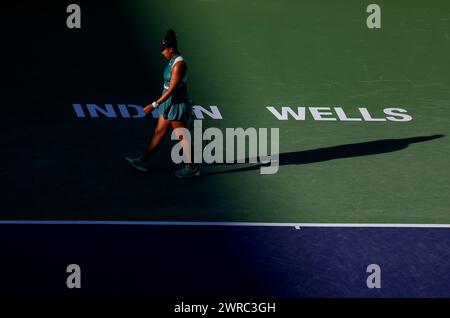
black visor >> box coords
[160,39,169,51]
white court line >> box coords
[0,220,450,228]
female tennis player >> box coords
[125,29,200,178]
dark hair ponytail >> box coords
[160,28,178,52]
[166,29,176,40]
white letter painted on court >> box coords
[366,264,381,289]
[266,106,306,120]
[192,106,223,119]
[309,107,337,121]
[366,4,381,29]
[66,4,81,29]
[359,108,386,121]
[384,108,413,122]
[66,264,81,289]
[334,107,362,121]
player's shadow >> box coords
[199,134,444,176]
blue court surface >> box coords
[1,224,450,299]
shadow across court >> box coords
[200,135,444,176]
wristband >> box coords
[152,101,159,108]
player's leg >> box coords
[142,115,171,162]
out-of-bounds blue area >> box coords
[0,225,449,298]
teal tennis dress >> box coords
[157,55,194,128]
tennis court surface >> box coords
[2,0,450,299]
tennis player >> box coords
[125,29,200,178]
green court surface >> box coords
[3,0,450,223]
